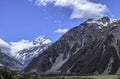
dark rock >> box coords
[24,17,120,75]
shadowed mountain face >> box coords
[0,50,23,71]
[24,17,120,75]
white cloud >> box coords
[10,40,34,54]
[0,39,11,55]
[0,36,52,56]
[32,0,108,19]
[56,28,69,33]
[0,39,35,56]
[0,39,34,56]
[0,39,10,48]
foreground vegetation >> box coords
[0,67,120,79]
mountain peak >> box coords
[14,36,52,68]
[0,36,52,70]
[85,17,120,30]
[33,36,52,45]
[24,17,120,75]
[99,16,110,23]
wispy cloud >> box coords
[56,28,69,33]
[31,0,108,19]
[10,40,34,54]
[0,36,52,56]
[0,39,34,56]
[0,39,11,55]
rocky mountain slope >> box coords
[0,49,23,71]
[24,17,120,75]
[14,36,52,68]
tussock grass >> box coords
[0,67,120,79]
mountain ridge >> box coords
[14,36,52,68]
[0,36,52,70]
[24,17,120,75]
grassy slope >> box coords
[64,75,120,79]
[0,67,120,79]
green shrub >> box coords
[117,76,120,79]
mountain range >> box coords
[0,36,52,70]
[24,17,120,75]
[0,17,120,75]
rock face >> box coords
[24,17,120,75]
[0,50,23,71]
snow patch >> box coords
[87,20,109,27]
[110,18,120,23]
[10,40,34,56]
[0,63,3,66]
[33,36,52,45]
[86,18,120,31]
[0,36,52,57]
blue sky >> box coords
[0,0,120,42]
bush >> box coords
[117,76,120,79]
[0,70,13,79]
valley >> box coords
[0,17,120,79]
[0,67,120,79]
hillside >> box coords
[25,17,120,75]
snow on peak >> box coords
[0,36,52,56]
[86,17,120,30]
[33,36,52,45]
[10,40,34,55]
[10,36,52,56]
[110,18,120,23]
[14,36,52,66]
[86,17,110,26]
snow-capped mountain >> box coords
[14,36,52,68]
[24,17,120,75]
[0,36,52,70]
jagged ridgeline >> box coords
[0,36,52,71]
[24,17,120,75]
